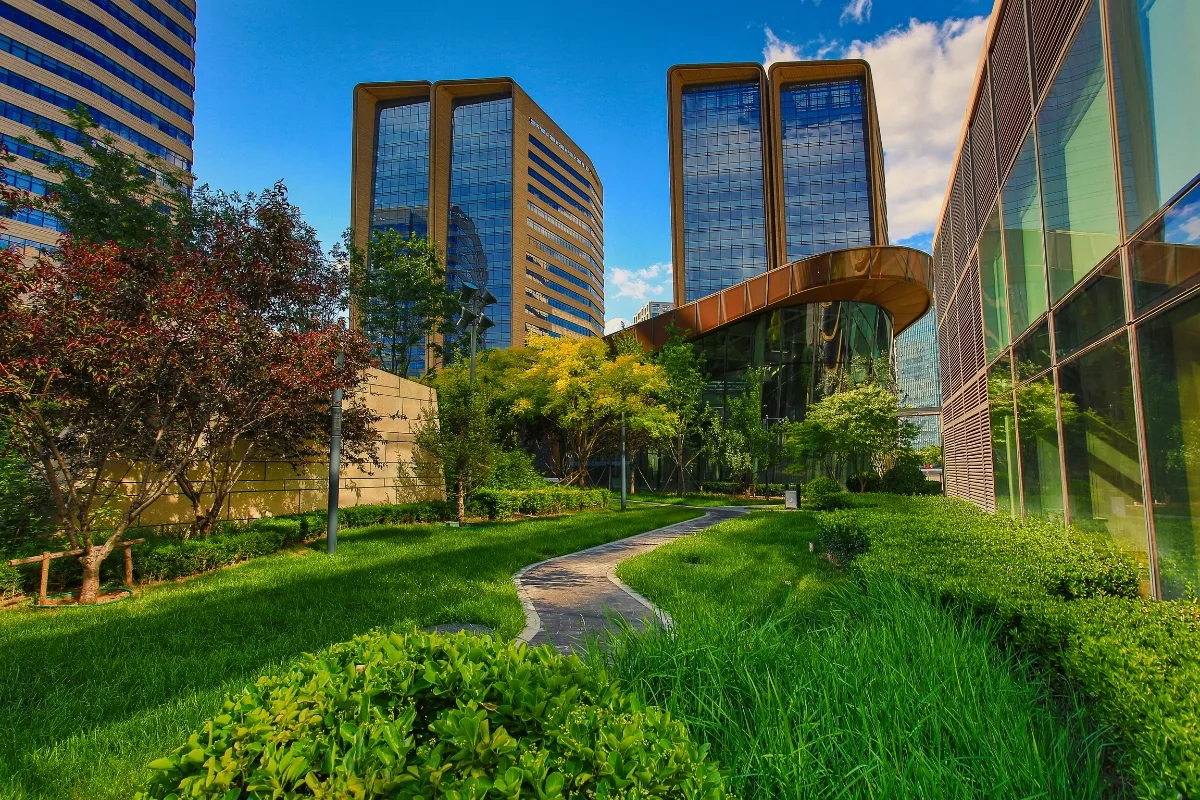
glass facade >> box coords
[1053,257,1125,359]
[896,308,941,409]
[680,82,769,302]
[1017,374,1065,522]
[372,100,430,237]
[989,354,1019,516]
[448,96,514,349]
[980,205,1010,361]
[778,79,873,261]
[1130,180,1200,312]
[1002,132,1049,336]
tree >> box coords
[512,334,675,486]
[345,228,458,378]
[651,330,711,495]
[791,384,914,491]
[710,368,786,495]
[409,369,497,523]
[915,444,943,467]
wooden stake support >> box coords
[7,539,146,605]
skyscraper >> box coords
[0,0,197,251]
[351,79,604,375]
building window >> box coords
[1058,333,1150,574]
[989,353,1019,516]
[1037,0,1121,303]
[1017,373,1065,522]
[1129,180,1200,313]
[1137,291,1200,599]
[980,205,1010,361]
[1002,131,1049,337]
[1014,320,1052,381]
[1108,0,1200,236]
[1054,257,1125,359]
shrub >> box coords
[813,496,1197,799]
[338,500,453,528]
[481,449,546,490]
[470,487,611,520]
[879,456,930,495]
[846,471,881,493]
[136,629,729,800]
[0,561,21,600]
[803,477,847,510]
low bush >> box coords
[879,460,929,495]
[135,516,317,582]
[846,471,880,493]
[481,449,546,490]
[814,495,1199,799]
[802,477,847,511]
[698,481,789,497]
[137,629,729,800]
[470,487,611,520]
[0,562,20,600]
[337,500,453,528]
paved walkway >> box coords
[515,506,749,653]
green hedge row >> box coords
[698,481,790,496]
[814,496,1199,799]
[469,487,611,519]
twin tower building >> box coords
[351,62,934,426]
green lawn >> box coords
[621,491,782,507]
[605,511,1116,799]
[0,505,700,800]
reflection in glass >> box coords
[980,206,1010,361]
[681,82,768,302]
[990,353,1019,516]
[1130,181,1200,311]
[1003,131,1049,336]
[1038,1,1121,302]
[1108,0,1200,235]
[1137,293,1200,599]
[1059,335,1150,575]
[1054,258,1125,359]
[1014,321,1052,380]
[1017,374,1065,522]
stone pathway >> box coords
[514,506,749,653]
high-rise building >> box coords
[351,79,604,375]
[896,307,942,449]
[618,62,932,433]
[633,300,673,324]
[934,0,1200,598]
[0,0,197,251]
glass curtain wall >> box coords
[1130,181,1200,311]
[680,82,769,302]
[989,354,1019,516]
[980,206,1010,361]
[778,79,873,261]
[448,96,513,349]
[1017,373,1065,521]
[1002,132,1049,336]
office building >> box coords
[896,308,942,449]
[619,61,932,431]
[934,0,1200,598]
[0,0,196,251]
[351,79,604,375]
[633,300,673,324]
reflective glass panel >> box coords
[895,308,941,410]
[1003,131,1049,335]
[448,97,513,350]
[779,79,874,261]
[681,82,768,303]
[1137,292,1200,598]
[1014,320,1052,381]
[990,353,1019,516]
[1129,181,1200,311]
[1059,335,1150,575]
[1038,1,1121,303]
[1108,0,1200,234]
[1017,374,1065,522]
[1054,258,1125,358]
[980,205,1010,361]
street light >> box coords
[456,281,496,387]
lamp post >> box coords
[455,281,497,387]
[327,351,344,554]
[620,411,627,512]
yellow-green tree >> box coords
[513,334,676,486]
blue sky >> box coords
[191,0,993,328]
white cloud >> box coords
[840,0,872,25]
[607,261,672,302]
[604,318,630,335]
[763,16,989,243]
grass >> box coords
[620,491,782,507]
[0,505,700,800]
[603,511,1118,799]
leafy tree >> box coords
[345,228,458,378]
[512,334,675,486]
[703,368,785,495]
[791,384,914,491]
[915,444,943,467]
[652,330,710,495]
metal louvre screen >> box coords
[1029,0,1088,100]
[969,74,998,226]
[950,151,976,276]
[989,0,1032,180]
[944,405,994,511]
[935,212,955,320]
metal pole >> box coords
[327,351,344,555]
[469,318,478,388]
[620,411,627,512]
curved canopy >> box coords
[611,245,933,350]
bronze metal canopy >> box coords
[611,245,933,350]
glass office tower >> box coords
[352,79,605,376]
[934,0,1200,598]
[0,0,197,251]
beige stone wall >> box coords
[135,369,441,528]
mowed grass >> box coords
[605,511,1116,799]
[0,506,700,800]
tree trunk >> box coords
[78,545,111,605]
[456,477,466,524]
[677,445,686,497]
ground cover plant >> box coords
[624,491,780,507]
[0,505,700,800]
[818,495,1200,799]
[604,511,1117,799]
[138,628,728,799]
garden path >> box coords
[515,506,749,653]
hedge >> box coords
[469,487,611,520]
[699,481,790,497]
[814,495,1199,799]
[801,477,847,511]
[136,628,729,799]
